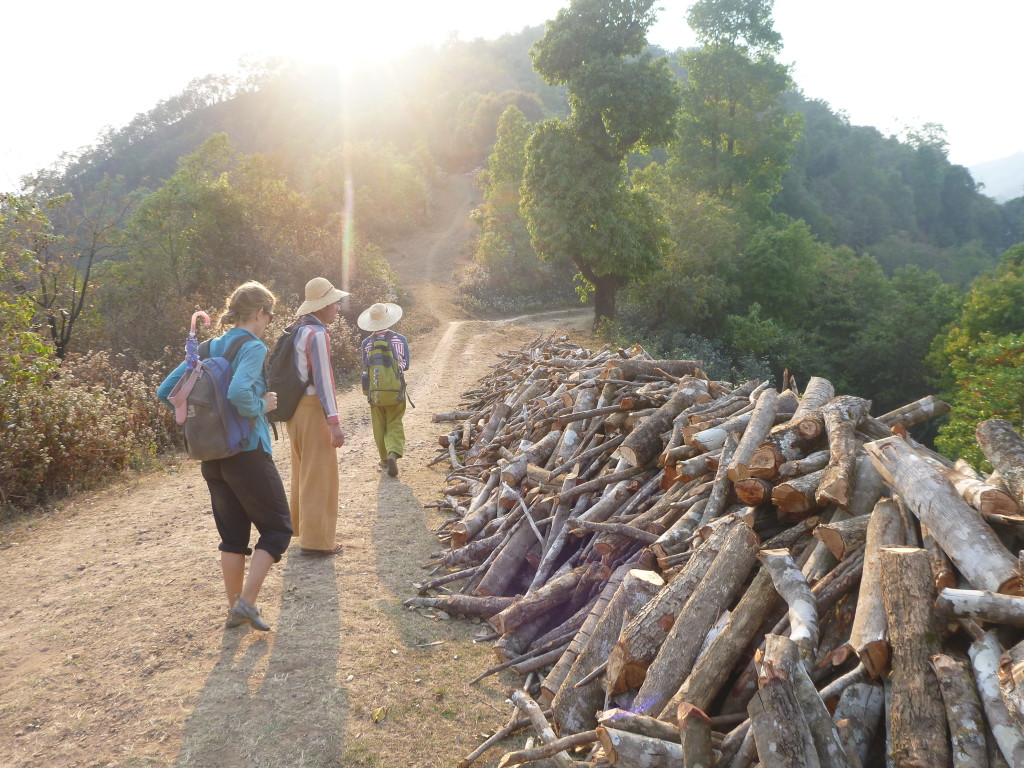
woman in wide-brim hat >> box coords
[358,302,410,477]
[287,277,350,555]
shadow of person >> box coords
[174,553,346,767]
[372,475,438,597]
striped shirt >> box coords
[294,317,340,425]
[360,331,410,372]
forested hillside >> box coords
[4,0,1024,513]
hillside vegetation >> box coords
[4,0,1024,513]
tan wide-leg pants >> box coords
[287,395,339,550]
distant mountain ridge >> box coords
[971,152,1024,202]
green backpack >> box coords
[364,333,405,406]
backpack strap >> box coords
[198,335,254,364]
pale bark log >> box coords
[748,644,821,767]
[510,688,575,768]
[596,727,683,767]
[878,546,950,768]
[496,730,599,768]
[930,653,989,768]
[936,588,1024,628]
[759,548,819,669]
[727,388,780,482]
[865,436,1024,595]
[832,681,884,768]
[940,466,1022,520]
[998,638,1024,732]
[763,635,850,768]
[551,570,664,734]
[816,397,870,509]
[845,452,887,518]
[633,522,760,715]
[402,593,517,617]
[970,631,1024,766]
[976,419,1024,507]
[502,430,563,486]
[877,395,951,429]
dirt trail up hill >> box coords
[0,172,592,768]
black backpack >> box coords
[266,323,309,423]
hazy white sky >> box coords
[3,0,1021,193]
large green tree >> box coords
[671,0,799,215]
[522,0,680,326]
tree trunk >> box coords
[865,436,1024,595]
[632,522,760,716]
[616,378,712,467]
[596,727,683,767]
[930,653,990,768]
[976,419,1024,507]
[848,498,904,679]
[606,516,745,694]
[816,396,869,509]
[878,546,951,768]
[550,569,664,734]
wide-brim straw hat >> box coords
[357,302,403,332]
[296,277,349,316]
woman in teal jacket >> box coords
[158,281,291,631]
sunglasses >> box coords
[264,308,275,321]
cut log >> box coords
[758,549,818,667]
[976,419,1024,507]
[970,631,1024,765]
[879,546,950,768]
[489,562,607,635]
[930,653,989,768]
[936,588,1024,629]
[606,516,745,695]
[596,726,683,767]
[816,396,869,509]
[615,377,713,468]
[402,593,517,618]
[509,688,575,768]
[551,569,664,734]
[496,729,598,768]
[747,640,820,767]
[877,395,951,429]
[865,436,1024,595]
[726,387,779,482]
[661,569,780,719]
[831,681,884,768]
[603,358,704,381]
[632,522,760,715]
[812,515,871,560]
[772,468,827,522]
[677,704,714,768]
[848,498,904,678]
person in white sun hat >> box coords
[357,302,410,477]
[288,277,349,555]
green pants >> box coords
[370,400,406,462]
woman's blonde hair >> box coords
[218,281,277,327]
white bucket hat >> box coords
[357,302,403,332]
[296,277,349,316]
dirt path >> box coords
[0,174,591,768]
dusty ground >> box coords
[0,172,592,768]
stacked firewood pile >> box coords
[409,334,1024,767]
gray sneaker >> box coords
[229,596,271,631]
[225,610,245,629]
[387,452,399,477]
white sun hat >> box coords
[357,302,403,332]
[295,277,349,316]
